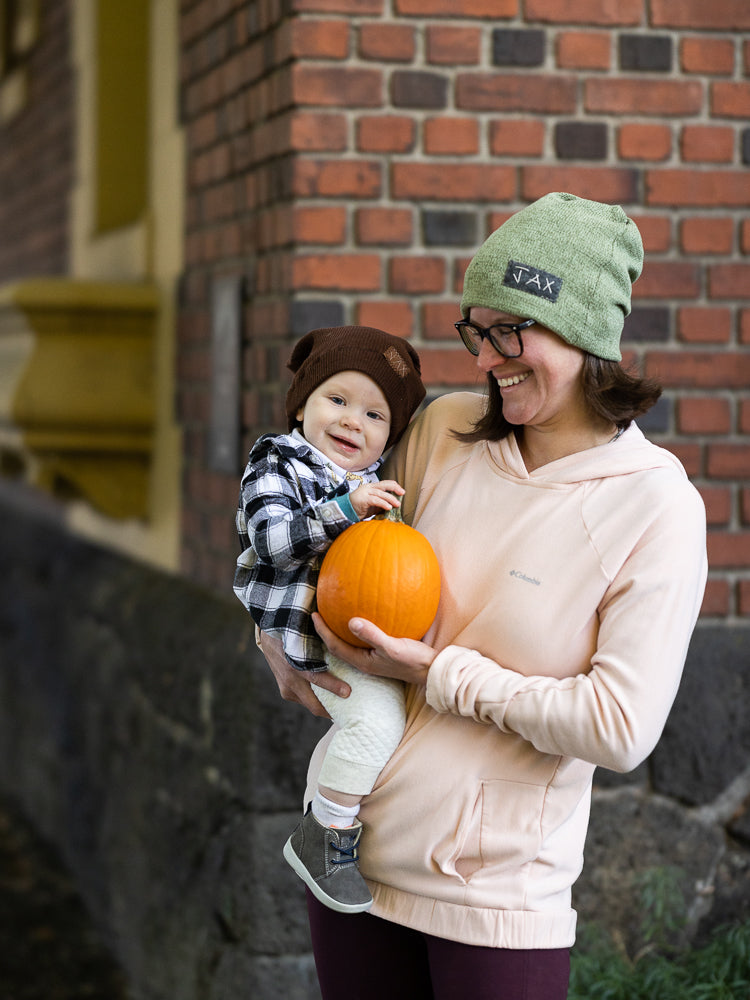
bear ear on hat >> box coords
[287,330,317,374]
[402,337,423,377]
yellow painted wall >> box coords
[67,0,184,571]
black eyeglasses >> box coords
[454,318,536,358]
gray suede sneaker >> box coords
[283,807,373,914]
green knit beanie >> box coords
[460,192,643,362]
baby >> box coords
[234,325,425,912]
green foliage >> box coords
[569,866,750,1000]
[633,864,688,954]
[569,923,750,1000]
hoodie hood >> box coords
[490,421,685,486]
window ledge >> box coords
[0,278,158,518]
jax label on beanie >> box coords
[503,260,562,303]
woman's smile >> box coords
[472,307,588,434]
[496,371,531,389]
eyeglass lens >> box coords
[456,322,524,358]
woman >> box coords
[258,193,707,999]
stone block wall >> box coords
[0,493,748,998]
[0,493,326,999]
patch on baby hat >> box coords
[383,345,411,378]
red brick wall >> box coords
[178,0,750,621]
[0,1,73,282]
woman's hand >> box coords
[256,630,351,719]
[313,612,437,686]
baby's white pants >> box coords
[312,654,406,796]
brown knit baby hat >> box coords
[285,326,426,450]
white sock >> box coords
[311,791,360,829]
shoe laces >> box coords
[329,832,359,866]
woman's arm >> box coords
[257,630,352,718]
[312,614,437,687]
[426,494,707,773]
[255,575,436,717]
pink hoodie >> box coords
[305,391,707,948]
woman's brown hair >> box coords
[454,356,662,444]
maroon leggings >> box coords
[306,891,570,1000]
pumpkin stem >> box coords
[383,504,403,523]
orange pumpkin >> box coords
[317,506,441,648]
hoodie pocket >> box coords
[432,784,483,884]
[432,778,546,884]
[479,778,546,875]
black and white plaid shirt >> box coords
[234,430,381,672]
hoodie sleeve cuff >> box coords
[425,645,516,732]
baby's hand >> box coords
[349,480,405,520]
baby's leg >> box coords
[283,656,406,913]
[312,653,406,802]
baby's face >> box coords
[297,370,391,472]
